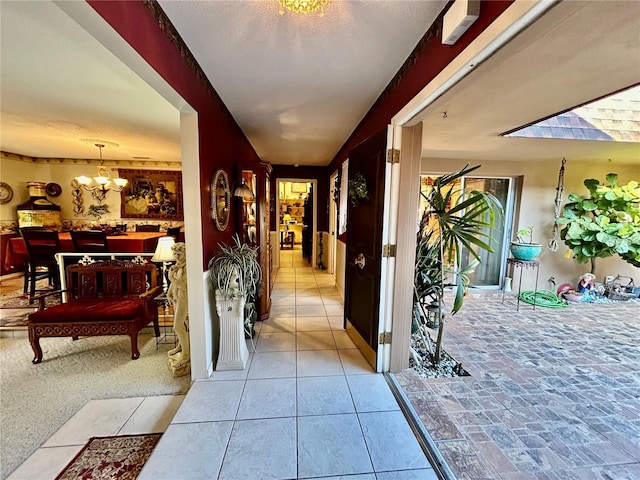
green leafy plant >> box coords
[208,234,262,336]
[414,164,502,366]
[515,226,535,244]
[558,173,640,272]
[348,172,368,206]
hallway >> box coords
[139,259,436,479]
[9,255,437,479]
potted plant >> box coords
[208,234,261,370]
[558,173,640,274]
[510,226,542,260]
[413,164,502,368]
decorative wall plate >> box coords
[0,182,13,204]
[46,182,62,197]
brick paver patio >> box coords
[394,293,640,480]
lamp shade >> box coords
[152,236,175,262]
[283,214,292,223]
[234,182,254,201]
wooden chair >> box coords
[166,226,180,240]
[21,229,62,304]
[70,230,109,253]
[19,227,49,294]
[136,224,160,232]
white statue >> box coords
[166,242,190,377]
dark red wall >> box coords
[88,1,262,269]
[328,0,513,242]
[270,165,329,232]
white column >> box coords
[215,291,249,370]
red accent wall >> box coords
[87,1,262,269]
[329,0,513,243]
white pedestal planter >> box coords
[215,291,249,371]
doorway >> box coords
[328,171,338,276]
[419,174,516,288]
[276,179,317,269]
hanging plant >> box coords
[348,172,368,206]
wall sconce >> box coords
[75,143,128,203]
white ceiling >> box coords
[0,1,638,169]
[415,0,640,165]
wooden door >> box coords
[344,129,387,367]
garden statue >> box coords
[577,272,595,294]
[166,242,190,377]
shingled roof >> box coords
[505,85,640,142]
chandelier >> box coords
[278,0,330,16]
[75,143,128,202]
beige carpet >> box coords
[0,333,191,479]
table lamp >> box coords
[152,236,175,293]
[283,214,292,228]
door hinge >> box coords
[382,244,396,258]
[379,332,392,344]
[386,148,400,164]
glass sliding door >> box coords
[459,177,513,288]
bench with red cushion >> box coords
[28,260,161,364]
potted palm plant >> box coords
[413,164,502,368]
[208,234,261,370]
[510,226,542,261]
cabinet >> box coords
[238,162,272,321]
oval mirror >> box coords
[211,169,230,231]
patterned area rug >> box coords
[0,277,60,328]
[55,434,162,480]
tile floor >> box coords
[9,247,437,480]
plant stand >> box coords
[215,291,249,370]
[502,258,539,311]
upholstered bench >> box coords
[28,259,161,364]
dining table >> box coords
[4,231,167,272]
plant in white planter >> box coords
[208,234,261,370]
[510,226,542,261]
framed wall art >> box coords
[119,169,183,220]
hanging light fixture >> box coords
[278,0,330,16]
[75,143,128,202]
[234,180,255,201]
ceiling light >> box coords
[278,0,330,16]
[75,143,128,202]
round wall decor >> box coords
[0,182,14,204]
[46,182,62,197]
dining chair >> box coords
[136,224,160,232]
[70,230,109,253]
[19,227,49,294]
[21,229,62,304]
[166,226,180,240]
